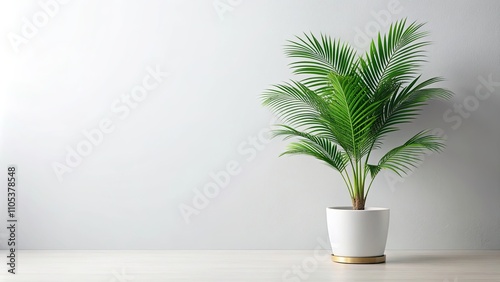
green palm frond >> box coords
[369,130,445,178]
[328,73,380,158]
[370,76,453,148]
[262,81,325,128]
[261,81,338,140]
[275,125,348,172]
[285,33,358,95]
[359,19,429,94]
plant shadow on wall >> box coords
[261,18,453,211]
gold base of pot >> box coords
[331,254,386,264]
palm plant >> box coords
[261,19,452,210]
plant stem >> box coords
[353,159,360,199]
[352,196,365,210]
[364,177,376,200]
[341,171,354,198]
[358,158,364,197]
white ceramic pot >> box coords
[326,207,390,258]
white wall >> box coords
[1,0,499,250]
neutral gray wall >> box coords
[1,0,499,250]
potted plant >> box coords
[261,19,451,263]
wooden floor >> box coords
[1,250,499,281]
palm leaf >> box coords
[285,33,358,95]
[328,73,380,158]
[359,19,429,94]
[370,76,452,148]
[369,130,445,178]
[262,81,324,128]
[279,130,349,172]
[261,81,339,140]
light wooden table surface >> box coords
[1,250,499,281]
